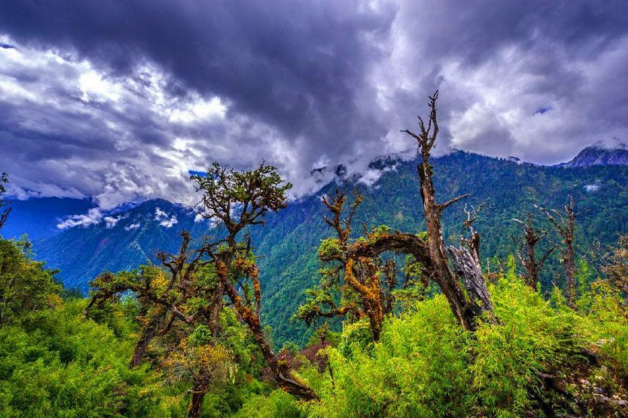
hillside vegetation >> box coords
[28,151,628,346]
[2,95,628,417]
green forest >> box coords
[2,96,628,418]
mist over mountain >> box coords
[4,1,628,414]
[1,197,94,241]
[559,144,628,168]
[12,148,628,345]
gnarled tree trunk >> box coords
[187,388,206,418]
[402,91,494,331]
[217,260,318,401]
[130,312,166,367]
[446,246,494,320]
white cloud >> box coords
[104,213,130,229]
[154,207,168,221]
[154,207,177,227]
[169,96,227,124]
[159,215,178,228]
[125,222,140,231]
[104,214,125,229]
[0,35,376,206]
[193,211,221,229]
[4,1,628,210]
[357,169,383,187]
[357,164,397,187]
[57,208,102,230]
[78,69,123,103]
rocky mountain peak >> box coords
[560,143,628,167]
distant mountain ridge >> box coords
[5,144,625,243]
[559,144,628,167]
[1,197,95,241]
[32,199,214,289]
[8,149,628,346]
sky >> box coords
[1,0,627,209]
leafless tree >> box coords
[512,213,555,289]
[402,92,495,329]
[537,197,577,307]
[0,173,11,231]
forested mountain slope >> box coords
[27,150,628,345]
[33,199,211,289]
[252,151,628,344]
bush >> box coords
[304,260,628,418]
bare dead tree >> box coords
[462,204,483,263]
[299,93,497,334]
[537,197,577,307]
[0,173,11,231]
[402,91,494,330]
[512,213,555,289]
[448,204,496,321]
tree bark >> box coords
[563,241,577,307]
[130,325,156,368]
[347,231,485,329]
[402,91,494,330]
[513,215,554,289]
[538,198,577,307]
[187,389,206,418]
[446,246,495,320]
[130,308,167,367]
[343,259,383,341]
[217,260,318,401]
[418,160,477,330]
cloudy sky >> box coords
[1,0,627,208]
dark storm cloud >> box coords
[1,0,628,208]
[399,0,628,66]
[380,0,628,161]
[0,0,394,158]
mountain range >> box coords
[559,143,628,167]
[4,146,628,344]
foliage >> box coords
[191,161,292,234]
[254,152,628,345]
[470,259,581,417]
[232,390,302,418]
[0,238,162,417]
[0,238,62,326]
[28,153,628,345]
[0,236,297,417]
[305,297,472,418]
[4,147,628,417]
[4,231,628,416]
[303,256,628,417]
[602,235,628,297]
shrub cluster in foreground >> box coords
[1,235,628,417]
